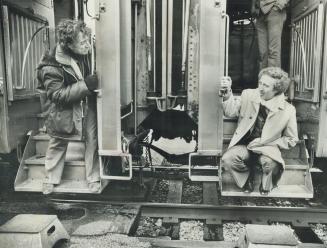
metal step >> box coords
[15,131,108,194]
[220,141,314,198]
[23,155,86,180]
[33,134,85,160]
[220,168,313,198]
[15,178,107,193]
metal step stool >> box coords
[0,214,69,248]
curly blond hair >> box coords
[57,19,90,49]
[259,67,290,95]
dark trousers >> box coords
[221,145,282,191]
[256,8,287,70]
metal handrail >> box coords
[221,11,229,77]
[19,25,48,90]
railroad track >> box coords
[48,199,327,246]
[47,178,327,246]
[49,178,327,229]
[49,198,327,228]
[140,203,327,226]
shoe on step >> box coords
[43,183,54,195]
[88,182,101,193]
[259,184,269,195]
[243,179,254,193]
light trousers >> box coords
[221,145,282,191]
[44,103,100,184]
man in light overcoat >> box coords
[220,67,298,194]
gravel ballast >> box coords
[179,220,204,240]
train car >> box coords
[1,0,326,197]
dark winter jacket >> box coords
[37,44,92,140]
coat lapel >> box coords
[238,91,260,140]
[250,90,261,116]
[260,94,287,144]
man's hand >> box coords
[85,73,98,91]
[219,76,232,101]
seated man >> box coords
[220,67,298,194]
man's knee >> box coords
[221,146,250,171]
[221,152,235,170]
[259,155,278,174]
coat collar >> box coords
[55,44,73,66]
[251,88,286,112]
[55,44,84,80]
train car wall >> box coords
[290,0,327,156]
[0,0,55,155]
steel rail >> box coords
[140,203,327,226]
[49,198,327,227]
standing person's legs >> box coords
[258,155,281,194]
[84,101,100,192]
[267,9,287,67]
[256,14,268,70]
[221,145,253,189]
[43,137,69,194]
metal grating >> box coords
[290,3,324,102]
[3,5,49,100]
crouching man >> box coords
[220,67,298,195]
[37,19,100,194]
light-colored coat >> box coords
[222,88,298,167]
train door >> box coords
[14,0,112,194]
[220,0,316,198]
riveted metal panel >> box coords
[197,0,226,151]
[120,0,132,107]
[95,0,121,151]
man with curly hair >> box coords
[37,19,100,194]
[220,67,298,194]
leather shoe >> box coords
[43,183,54,195]
[259,184,269,195]
[88,181,101,193]
[243,179,254,193]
